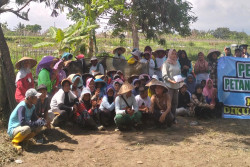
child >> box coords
[176,83,191,116]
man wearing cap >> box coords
[8,88,46,151]
[50,79,79,127]
[15,57,37,103]
[240,44,250,58]
[89,56,104,75]
[115,82,142,130]
[222,46,233,57]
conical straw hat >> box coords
[15,57,37,70]
[117,82,134,95]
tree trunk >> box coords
[131,19,139,49]
[88,30,94,57]
[0,23,17,112]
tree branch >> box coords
[16,0,33,13]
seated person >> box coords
[112,79,123,96]
[150,80,174,127]
[135,86,152,125]
[190,84,215,119]
[68,73,83,98]
[75,89,104,130]
[176,83,191,117]
[203,79,223,118]
[185,74,196,94]
[94,78,107,99]
[99,85,116,126]
[132,79,141,96]
[35,84,52,128]
[115,82,142,131]
[8,89,46,151]
[50,79,79,127]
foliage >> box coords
[33,20,99,55]
[25,24,42,33]
[108,0,197,40]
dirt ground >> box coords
[2,116,250,167]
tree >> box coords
[0,0,50,112]
[25,24,42,34]
[212,27,231,39]
[108,0,197,48]
[14,22,25,35]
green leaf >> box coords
[49,27,57,39]
[56,28,64,42]
[64,21,83,38]
[33,42,55,48]
[63,35,89,44]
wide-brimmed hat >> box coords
[95,75,105,80]
[15,57,37,70]
[67,73,81,82]
[145,78,158,87]
[207,49,221,60]
[131,50,141,57]
[117,82,134,95]
[94,78,106,87]
[107,70,117,77]
[240,44,249,49]
[113,47,126,54]
[128,74,139,84]
[149,80,168,93]
[90,56,98,61]
[61,78,72,86]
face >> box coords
[104,76,109,83]
[235,50,242,57]
[91,60,98,66]
[201,80,206,88]
[107,89,114,97]
[198,52,204,60]
[243,47,247,54]
[63,82,71,92]
[23,60,31,69]
[212,53,217,60]
[187,76,193,83]
[117,49,122,55]
[126,91,132,97]
[144,54,150,60]
[140,90,148,99]
[82,93,90,101]
[38,89,47,99]
[29,96,38,105]
[181,52,186,58]
[114,83,120,91]
[207,80,213,89]
[88,80,95,91]
[171,50,177,59]
[180,86,187,94]
[197,87,203,94]
[73,77,80,88]
[155,85,164,95]
[225,48,231,55]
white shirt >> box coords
[140,58,155,76]
[115,94,138,115]
[135,95,151,108]
[89,64,104,75]
[155,57,165,79]
[50,89,77,110]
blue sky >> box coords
[1,0,250,34]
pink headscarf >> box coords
[86,78,95,92]
[203,79,215,104]
[166,49,178,65]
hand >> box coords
[169,79,177,84]
[92,100,97,107]
[159,113,166,123]
[73,104,78,111]
[145,107,149,113]
[209,104,215,110]
[95,88,100,96]
[126,108,134,116]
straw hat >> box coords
[113,47,126,54]
[207,49,221,60]
[15,57,37,70]
[149,80,168,93]
[95,75,105,80]
[145,78,158,87]
[67,73,82,82]
[61,78,72,86]
[128,74,139,84]
[117,82,134,95]
[107,70,117,77]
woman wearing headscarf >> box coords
[53,59,66,87]
[207,49,221,88]
[67,73,83,98]
[185,74,196,94]
[190,84,215,119]
[194,52,209,84]
[178,50,192,77]
[99,85,116,126]
[162,49,181,123]
[15,57,37,103]
[37,56,57,94]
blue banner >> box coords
[218,56,250,119]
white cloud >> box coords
[188,0,250,34]
[0,2,73,32]
[1,0,250,34]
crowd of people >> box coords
[7,44,250,151]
